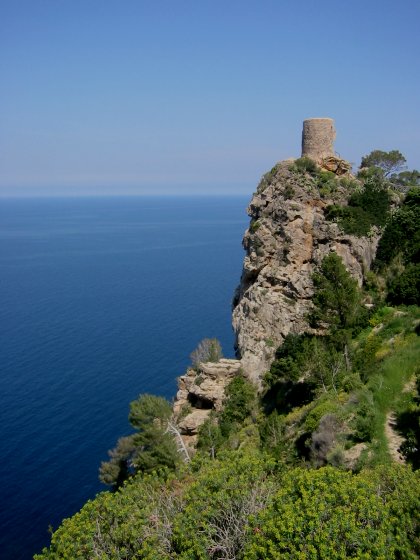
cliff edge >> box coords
[232,136,379,381]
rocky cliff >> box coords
[232,160,380,381]
[174,118,381,442]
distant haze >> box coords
[1,0,419,197]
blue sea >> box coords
[0,196,249,559]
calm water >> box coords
[0,196,248,559]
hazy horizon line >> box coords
[0,192,251,200]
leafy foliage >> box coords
[390,169,420,191]
[325,170,392,236]
[99,394,179,488]
[310,253,363,332]
[397,368,420,469]
[376,187,420,267]
[291,156,318,174]
[35,455,420,560]
[266,333,311,384]
[374,187,420,305]
[190,338,223,368]
[361,149,407,177]
[171,451,274,559]
[244,466,419,560]
[219,376,257,438]
[388,263,420,305]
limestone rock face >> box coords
[173,358,242,442]
[232,161,380,382]
[178,409,212,436]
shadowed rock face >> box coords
[302,118,336,163]
[232,160,379,382]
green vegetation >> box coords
[256,165,279,193]
[99,394,179,488]
[396,367,420,469]
[361,149,407,177]
[325,150,420,238]
[260,257,420,473]
[290,156,318,174]
[390,169,420,191]
[374,186,420,306]
[249,219,261,233]
[310,252,363,332]
[190,338,223,368]
[289,157,342,199]
[35,454,419,559]
[244,465,419,560]
[325,169,392,236]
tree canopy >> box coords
[360,149,407,177]
[190,338,223,367]
[310,253,362,332]
[99,394,179,488]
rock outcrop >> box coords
[173,358,242,450]
[232,161,380,382]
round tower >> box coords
[301,117,336,163]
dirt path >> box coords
[385,412,405,463]
[384,378,415,464]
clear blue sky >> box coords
[1,0,419,196]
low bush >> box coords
[290,156,318,174]
[388,263,420,305]
[244,466,420,560]
[325,176,391,236]
[219,376,257,437]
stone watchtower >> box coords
[301,117,336,164]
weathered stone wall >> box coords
[302,117,336,163]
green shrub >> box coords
[244,465,420,560]
[197,412,225,457]
[99,394,179,488]
[397,367,420,469]
[316,170,339,198]
[353,399,376,441]
[304,399,341,433]
[219,376,257,437]
[190,338,223,367]
[266,333,312,385]
[172,451,275,559]
[375,186,420,267]
[387,263,420,305]
[310,253,363,332]
[283,184,295,199]
[291,156,318,174]
[325,173,392,236]
[353,333,382,382]
[249,219,261,233]
[340,176,360,190]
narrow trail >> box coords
[385,412,405,464]
[384,378,415,464]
